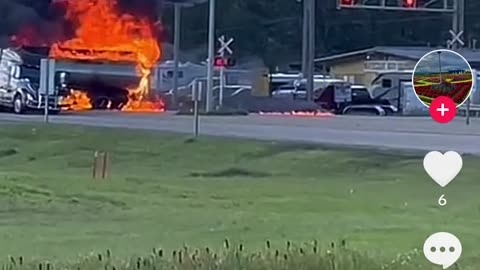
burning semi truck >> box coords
[0,46,164,113]
[7,0,165,113]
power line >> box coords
[184,13,448,35]
[169,2,480,35]
[171,2,480,34]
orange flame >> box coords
[49,0,163,112]
[60,90,93,110]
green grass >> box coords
[0,123,478,268]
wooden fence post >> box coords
[92,151,99,179]
[92,151,110,179]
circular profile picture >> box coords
[412,49,473,107]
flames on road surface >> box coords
[48,0,164,112]
[259,111,335,117]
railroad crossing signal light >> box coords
[340,0,354,5]
[214,57,224,67]
[404,0,416,7]
[214,56,235,67]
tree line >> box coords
[161,0,480,69]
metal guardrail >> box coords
[458,103,480,117]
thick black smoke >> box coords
[118,0,158,20]
[0,0,159,47]
[0,0,47,45]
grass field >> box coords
[1,123,479,269]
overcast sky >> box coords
[415,51,470,74]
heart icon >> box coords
[423,151,463,187]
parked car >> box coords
[272,83,296,98]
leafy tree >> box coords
[163,0,479,67]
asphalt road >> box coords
[1,112,480,154]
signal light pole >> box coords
[307,0,315,102]
[301,0,308,77]
[172,4,181,107]
[206,0,215,112]
[299,0,315,102]
[452,0,469,125]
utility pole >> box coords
[449,0,465,51]
[451,0,458,49]
[172,4,181,108]
[459,0,469,125]
[306,0,315,102]
[206,0,215,112]
[301,0,308,77]
[449,0,469,125]
[459,0,464,42]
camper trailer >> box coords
[341,71,427,115]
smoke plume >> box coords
[1,0,159,47]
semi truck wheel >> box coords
[13,94,25,114]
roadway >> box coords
[1,112,480,154]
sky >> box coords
[415,51,471,74]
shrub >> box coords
[0,241,431,270]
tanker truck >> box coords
[15,46,141,110]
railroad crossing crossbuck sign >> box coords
[218,35,234,55]
[448,30,465,48]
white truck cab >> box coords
[0,48,68,114]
